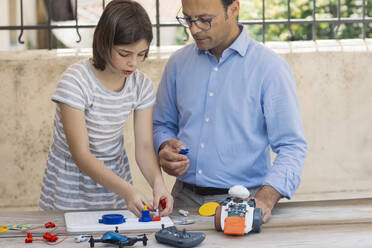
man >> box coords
[153,0,307,223]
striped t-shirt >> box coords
[39,59,155,210]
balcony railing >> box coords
[0,0,371,49]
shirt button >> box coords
[209,92,214,97]
[213,67,218,71]
[205,118,209,122]
[198,170,203,174]
[200,143,205,148]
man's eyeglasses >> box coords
[176,16,216,31]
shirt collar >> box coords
[229,25,250,57]
[197,24,251,57]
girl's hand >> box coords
[124,185,152,217]
[152,180,174,216]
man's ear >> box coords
[229,0,240,19]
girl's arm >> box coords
[60,103,150,217]
[133,107,174,216]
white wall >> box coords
[0,0,10,50]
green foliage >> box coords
[239,0,372,41]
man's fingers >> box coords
[160,158,188,171]
[163,166,185,177]
[172,164,189,176]
[257,205,271,223]
[160,149,188,162]
[167,138,185,150]
[176,164,189,176]
[162,166,186,177]
[162,162,189,176]
[253,198,272,223]
[262,211,271,223]
[159,146,189,176]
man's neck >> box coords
[210,24,241,61]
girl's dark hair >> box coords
[92,0,153,70]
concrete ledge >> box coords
[1,39,372,208]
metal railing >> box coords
[0,0,371,49]
[243,0,371,42]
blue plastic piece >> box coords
[89,228,148,247]
[179,148,189,155]
[138,209,152,222]
[99,214,126,225]
[102,231,129,241]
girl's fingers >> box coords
[152,197,160,210]
[130,206,141,217]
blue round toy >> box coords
[99,214,126,225]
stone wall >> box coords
[0,40,371,208]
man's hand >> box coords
[253,185,281,223]
[158,138,189,176]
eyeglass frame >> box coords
[176,9,218,31]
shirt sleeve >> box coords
[261,59,308,199]
[51,66,89,110]
[153,56,179,153]
[134,73,156,110]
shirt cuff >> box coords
[262,167,301,199]
[154,132,176,154]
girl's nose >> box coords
[127,56,138,68]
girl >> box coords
[39,0,173,217]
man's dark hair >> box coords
[92,0,153,71]
[221,0,235,11]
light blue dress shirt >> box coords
[153,26,307,198]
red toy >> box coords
[160,199,166,209]
[44,222,56,228]
[25,233,33,243]
[43,232,58,242]
[24,222,66,244]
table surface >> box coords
[1,198,372,247]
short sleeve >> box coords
[134,73,156,110]
[51,65,89,110]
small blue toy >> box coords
[89,227,147,247]
[179,148,189,155]
[99,214,126,225]
[138,205,152,222]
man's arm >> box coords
[153,57,189,176]
[258,59,307,221]
[153,58,179,153]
